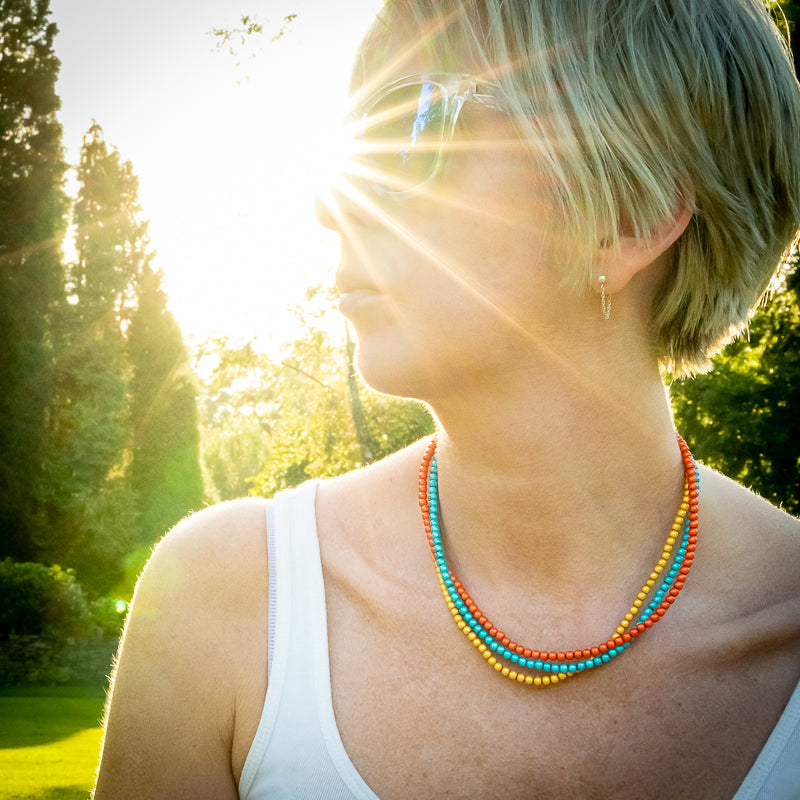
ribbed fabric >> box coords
[732,679,800,799]
[238,480,379,800]
[239,480,800,800]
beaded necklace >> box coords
[418,435,699,687]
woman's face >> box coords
[319,42,580,401]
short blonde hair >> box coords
[363,0,800,375]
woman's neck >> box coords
[426,348,685,595]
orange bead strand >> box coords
[419,434,699,686]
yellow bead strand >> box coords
[613,484,689,636]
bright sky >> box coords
[50,0,381,350]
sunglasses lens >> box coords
[362,82,447,192]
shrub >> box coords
[0,559,93,642]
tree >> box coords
[196,300,434,502]
[128,264,204,547]
[40,123,144,592]
[777,2,800,74]
[671,260,800,515]
[223,289,435,497]
[0,0,68,560]
[194,336,274,502]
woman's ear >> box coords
[595,187,695,293]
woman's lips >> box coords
[338,287,385,319]
[336,263,387,319]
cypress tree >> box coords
[42,124,144,591]
[0,0,68,559]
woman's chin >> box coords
[349,329,439,401]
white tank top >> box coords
[238,480,800,799]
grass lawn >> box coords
[0,687,106,800]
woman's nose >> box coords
[314,192,339,232]
[314,177,379,233]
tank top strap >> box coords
[238,480,380,800]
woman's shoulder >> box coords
[698,464,800,550]
[316,438,432,533]
[130,497,273,675]
[95,498,271,796]
[695,464,800,636]
[149,497,270,584]
[125,495,272,685]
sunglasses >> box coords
[349,73,508,197]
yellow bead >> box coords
[637,592,646,600]
[658,558,667,567]
[646,579,655,588]
[468,631,476,640]
[478,644,487,653]
[517,673,526,683]
[616,626,625,635]
[649,572,658,581]
[534,677,543,686]
[487,656,497,665]
[494,662,503,672]
[664,544,673,553]
[655,565,664,573]
[542,676,551,685]
[525,675,534,685]
[457,621,466,630]
[633,599,642,608]
[502,667,510,677]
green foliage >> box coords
[129,265,204,544]
[0,0,68,561]
[671,262,800,515]
[776,2,800,75]
[87,595,127,638]
[0,560,92,641]
[210,12,297,51]
[196,336,273,501]
[197,289,434,500]
[40,123,145,593]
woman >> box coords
[94,1,800,798]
